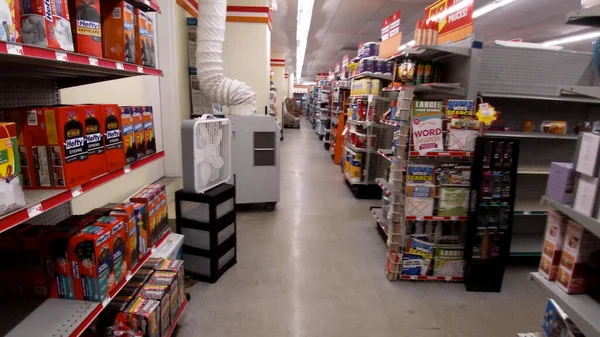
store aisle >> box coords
[179,119,547,337]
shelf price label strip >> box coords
[0,151,165,233]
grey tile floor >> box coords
[178,118,547,337]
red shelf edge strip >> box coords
[0,151,165,233]
[165,299,189,337]
[70,229,171,337]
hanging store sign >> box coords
[316,72,328,81]
[424,0,473,45]
[342,55,349,67]
[381,17,390,41]
[335,62,340,74]
[389,11,401,37]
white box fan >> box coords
[182,115,232,193]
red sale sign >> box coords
[425,0,473,45]
[381,17,390,41]
[389,11,401,37]
[335,62,340,74]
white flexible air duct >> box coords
[196,0,256,115]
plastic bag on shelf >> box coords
[0,175,25,216]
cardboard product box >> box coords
[68,0,102,56]
[156,259,185,307]
[87,203,120,218]
[121,280,144,297]
[69,225,112,301]
[19,225,53,298]
[131,190,157,248]
[110,203,140,270]
[148,270,180,322]
[574,132,600,177]
[43,219,91,299]
[116,297,161,337]
[120,106,136,164]
[131,268,153,283]
[145,14,155,67]
[572,174,600,217]
[101,0,136,63]
[144,184,167,236]
[132,106,145,160]
[0,121,26,215]
[82,105,107,179]
[97,294,134,336]
[0,0,20,42]
[137,284,170,337]
[135,9,152,67]
[96,216,127,288]
[152,233,184,260]
[142,106,156,156]
[557,220,600,294]
[21,106,90,189]
[189,68,203,116]
[545,162,574,204]
[132,202,149,256]
[101,104,126,172]
[541,298,584,337]
[21,0,73,50]
[142,257,164,270]
[186,18,196,67]
[539,211,568,280]
[1,111,33,188]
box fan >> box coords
[182,115,231,193]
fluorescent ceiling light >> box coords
[473,0,517,19]
[541,31,600,46]
[296,0,315,82]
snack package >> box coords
[142,257,163,270]
[120,106,136,164]
[69,0,102,57]
[19,225,54,297]
[21,0,74,50]
[131,268,153,283]
[21,106,90,188]
[101,104,126,171]
[0,122,25,216]
[82,105,107,178]
[0,0,20,42]
[115,297,161,337]
[132,106,145,159]
[148,270,180,321]
[96,216,127,289]
[142,106,156,156]
[69,225,112,301]
[155,259,185,307]
[120,280,144,297]
[101,0,135,63]
[137,284,170,336]
[110,203,139,270]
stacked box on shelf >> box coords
[175,184,237,283]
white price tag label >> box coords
[116,62,124,70]
[71,186,83,197]
[137,66,143,73]
[144,0,150,5]
[368,94,373,103]
[6,43,23,55]
[55,51,68,61]
[126,272,132,281]
[123,165,131,174]
[341,127,348,136]
[88,57,98,66]
[101,296,111,307]
[27,204,43,218]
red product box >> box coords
[96,216,127,289]
[110,203,140,271]
[120,106,136,165]
[82,105,107,179]
[101,104,126,172]
[19,225,54,298]
[131,190,157,249]
[101,1,136,63]
[69,225,112,301]
[115,297,160,337]
[21,0,74,50]
[21,106,90,189]
[132,106,145,160]
[68,0,102,57]
[142,106,156,156]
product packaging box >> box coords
[116,297,161,337]
[21,0,74,50]
[186,18,196,67]
[142,257,163,270]
[131,268,153,283]
[0,0,20,42]
[546,162,574,205]
[539,211,568,280]
[155,259,185,307]
[189,68,203,116]
[121,280,144,297]
[1,111,34,188]
[101,104,126,172]
[148,270,180,321]
[0,122,26,216]
[82,105,107,178]
[435,162,471,186]
[120,106,136,164]
[133,202,149,256]
[101,0,135,63]
[556,220,600,294]
[135,9,155,67]
[43,218,93,299]
[406,165,434,184]
[131,190,157,248]
[541,298,585,337]
[142,106,156,156]
[96,215,127,289]
[411,101,444,154]
[19,225,53,297]
[574,132,600,177]
[437,187,468,216]
[68,0,102,56]
[110,203,140,270]
[69,225,112,301]
[97,294,134,336]
[22,106,90,189]
[132,106,145,160]
[137,284,171,336]
[152,233,184,260]
[572,174,600,217]
[405,184,435,217]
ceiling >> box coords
[270,0,596,81]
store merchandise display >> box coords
[0,122,25,216]
[329,81,350,164]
